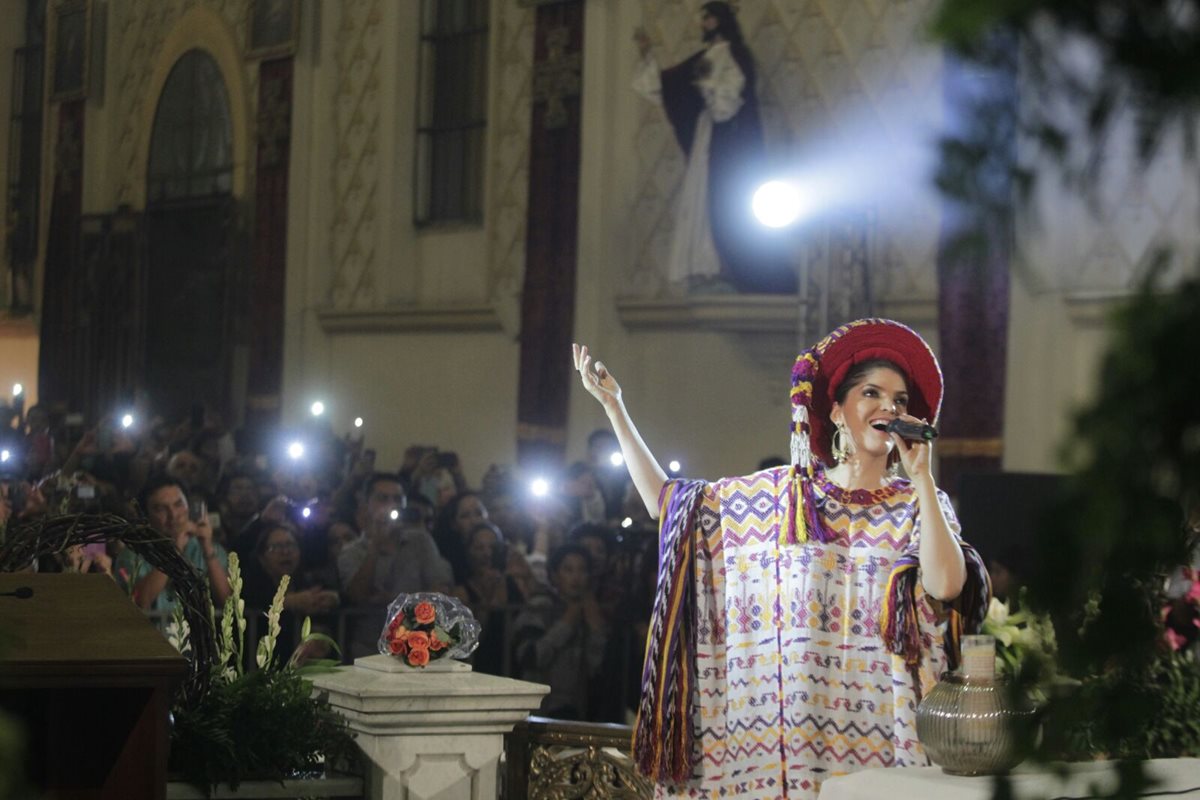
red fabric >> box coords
[935,47,1015,494]
[247,57,293,428]
[37,101,85,411]
[516,1,584,466]
[807,323,943,467]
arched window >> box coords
[147,49,233,202]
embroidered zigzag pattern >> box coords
[666,469,953,800]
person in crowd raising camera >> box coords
[338,472,453,657]
[116,474,231,611]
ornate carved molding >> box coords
[529,744,651,799]
[316,303,503,334]
[532,26,581,130]
[328,0,384,309]
[506,717,653,800]
[616,294,803,334]
[1063,290,1131,329]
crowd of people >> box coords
[0,399,728,723]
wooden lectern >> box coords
[0,573,188,800]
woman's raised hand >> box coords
[573,343,622,410]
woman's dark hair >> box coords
[363,472,406,503]
[138,473,188,514]
[432,491,486,584]
[188,428,221,459]
[465,521,506,571]
[568,522,613,557]
[254,520,298,557]
[832,358,909,405]
[548,543,594,577]
[217,468,260,500]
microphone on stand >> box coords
[885,419,939,442]
[0,587,33,599]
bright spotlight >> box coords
[609,451,625,468]
[11,384,22,397]
[621,517,633,529]
[0,450,9,463]
[301,507,312,519]
[389,509,400,521]
[287,441,305,460]
[310,401,325,417]
[354,417,364,428]
[530,478,550,498]
[120,413,135,429]
[753,180,804,228]
[668,459,681,473]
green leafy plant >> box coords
[168,553,355,792]
[981,591,1060,695]
[1048,650,1200,762]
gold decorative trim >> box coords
[517,422,567,445]
[874,296,939,328]
[1063,290,1128,329]
[532,26,581,130]
[616,294,803,334]
[244,394,281,410]
[49,0,91,103]
[245,0,301,60]
[508,717,653,800]
[937,437,1004,458]
[316,304,504,334]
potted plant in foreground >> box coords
[166,553,358,796]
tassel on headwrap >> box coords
[880,541,992,668]
[783,346,837,545]
[782,465,836,546]
[633,478,706,784]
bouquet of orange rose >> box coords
[377,593,481,668]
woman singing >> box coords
[573,318,990,799]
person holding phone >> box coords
[116,474,231,612]
[338,473,453,657]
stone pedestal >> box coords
[311,655,549,800]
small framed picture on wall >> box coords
[50,0,90,102]
[247,0,300,60]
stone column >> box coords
[312,656,549,800]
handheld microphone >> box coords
[885,419,939,442]
[0,587,33,599]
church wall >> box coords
[0,0,38,405]
[0,0,22,306]
[1004,104,1200,473]
[285,0,962,483]
[17,0,1194,486]
[568,0,947,477]
[282,0,534,481]
[320,331,521,483]
[276,0,1200,486]
[81,0,258,215]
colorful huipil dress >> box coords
[641,465,988,800]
